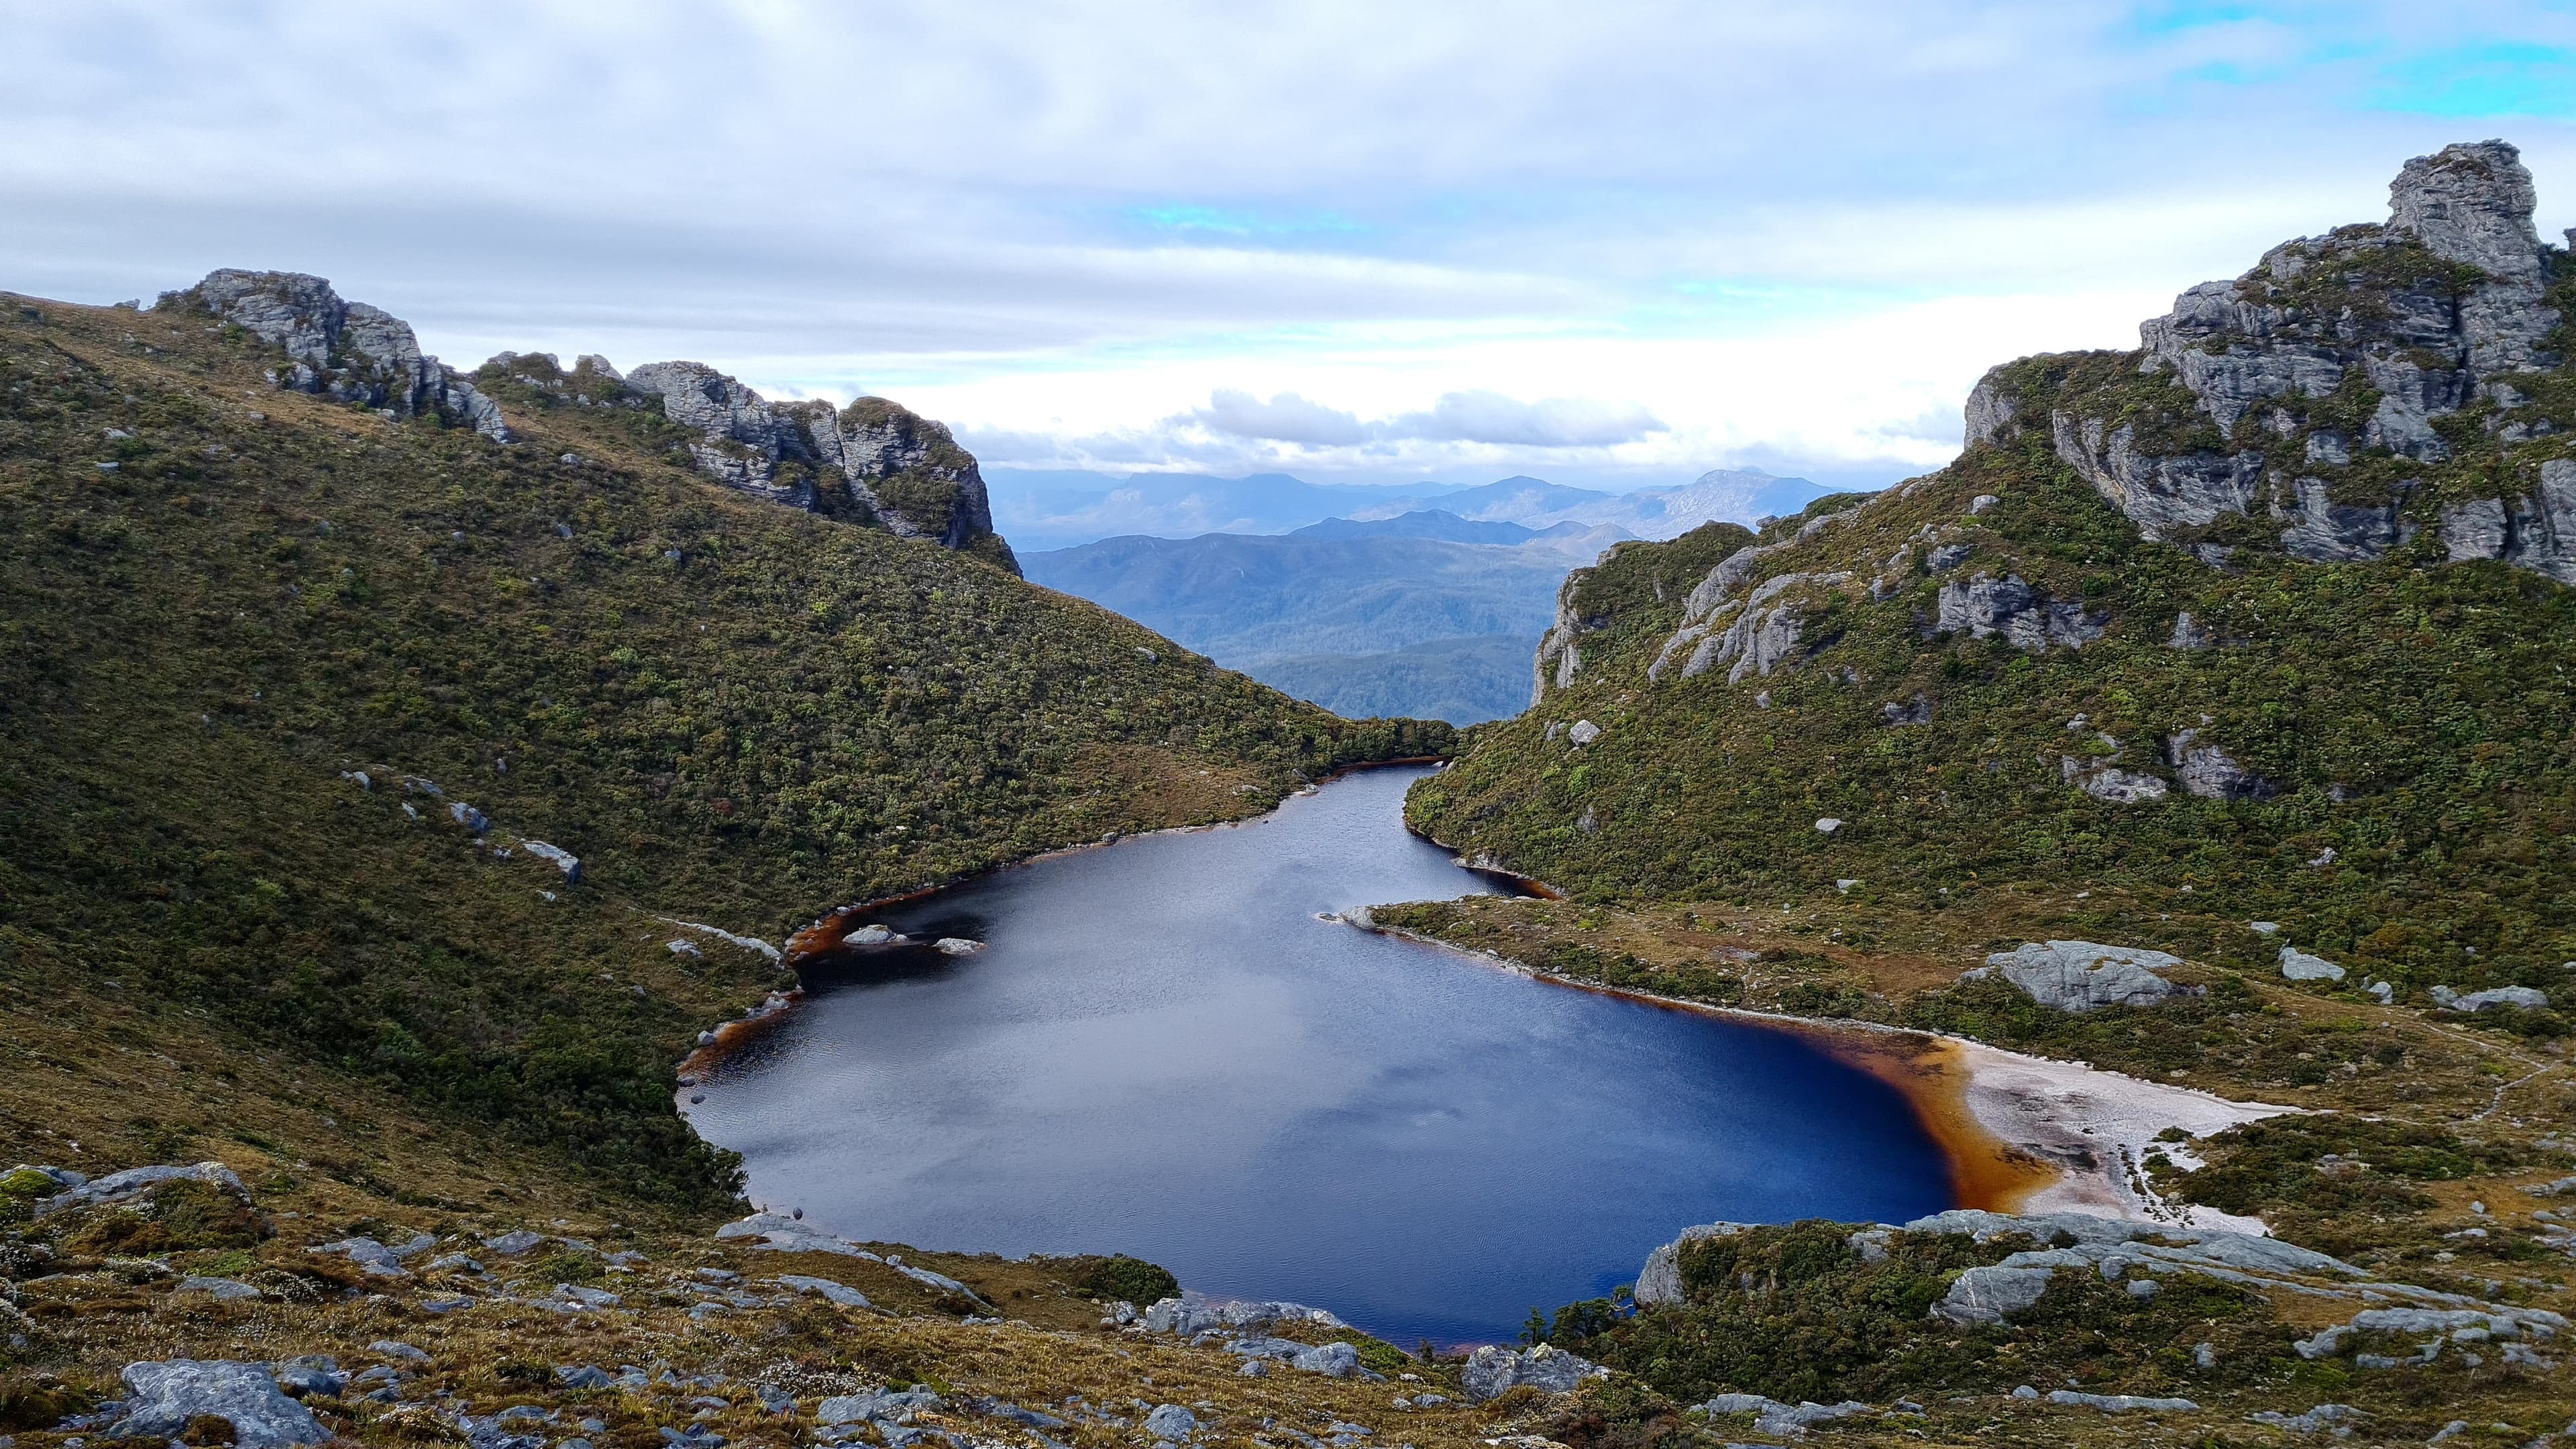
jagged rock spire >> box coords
[2388,140,2544,280]
[1962,138,2571,582]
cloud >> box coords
[1403,390,1666,447]
[1185,388,1664,450]
[5,0,2573,496]
[1195,390,1375,445]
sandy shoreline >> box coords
[1355,914,2293,1231]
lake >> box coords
[684,765,1953,1345]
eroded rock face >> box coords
[2166,729,2275,801]
[181,270,514,442]
[622,363,1018,572]
[1968,141,2573,585]
[2438,459,2576,583]
[1934,574,2104,652]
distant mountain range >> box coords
[1022,510,1641,724]
[985,466,1829,550]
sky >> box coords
[4,1,2573,493]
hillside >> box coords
[1415,140,2576,997]
[1258,634,1539,725]
[1023,527,1617,722]
[0,271,1446,1214]
[1383,140,2576,1440]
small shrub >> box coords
[1067,1253,1178,1306]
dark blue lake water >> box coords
[685,765,1953,1345]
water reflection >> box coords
[688,766,1951,1344]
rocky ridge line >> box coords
[169,268,1018,572]
[1968,139,2575,575]
[176,269,515,443]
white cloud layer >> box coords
[3,1,2572,488]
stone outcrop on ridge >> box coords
[622,362,1018,573]
[176,270,514,442]
[1965,140,2574,578]
[164,268,1016,572]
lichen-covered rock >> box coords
[1968,941,2194,1012]
[178,270,514,442]
[622,362,1018,572]
[2279,947,2347,982]
[1933,573,2103,652]
[2166,729,2275,800]
[1461,1343,1606,1403]
[106,1360,330,1448]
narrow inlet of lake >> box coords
[684,765,1953,1346]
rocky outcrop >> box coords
[2438,459,2576,583]
[1142,1293,1348,1336]
[623,364,1018,572]
[31,1160,246,1218]
[178,270,514,441]
[1642,511,1865,686]
[1633,1221,1746,1305]
[2165,729,2275,800]
[1694,1394,1873,1437]
[623,361,823,507]
[1460,1344,1606,1403]
[1964,941,2196,1012]
[1933,573,2104,651]
[1533,567,1607,702]
[1666,570,1849,682]
[1968,141,2574,586]
[2271,476,2416,563]
[2430,983,2551,1012]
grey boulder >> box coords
[777,1274,871,1308]
[271,1356,344,1398]
[34,1160,247,1218]
[2047,1391,2197,1413]
[176,1275,260,1301]
[1144,1404,1199,1440]
[1931,1265,2057,1325]
[1460,1343,1605,1403]
[1289,1342,1360,1378]
[107,1359,330,1448]
[1968,941,2194,1012]
[2279,947,2347,982]
[2431,984,2548,1012]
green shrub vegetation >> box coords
[1409,440,2576,999]
[1554,1221,2285,1408]
[0,294,1446,1212]
[1066,1252,1180,1306]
